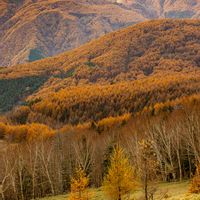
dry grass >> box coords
[40,181,200,200]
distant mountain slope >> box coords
[1,19,200,116]
[28,74,200,125]
[0,0,143,66]
[1,0,200,66]
[115,0,200,19]
[1,19,200,80]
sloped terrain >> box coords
[2,19,200,80]
[116,0,200,19]
[1,0,200,66]
[0,0,143,66]
[1,19,200,124]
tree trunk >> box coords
[118,186,121,200]
[45,165,55,195]
[177,149,182,182]
[19,170,24,200]
[144,161,148,200]
[187,148,192,179]
[1,192,5,200]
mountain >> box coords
[0,0,143,66]
[115,0,200,19]
[1,0,200,66]
[1,19,200,124]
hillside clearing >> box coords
[40,181,200,200]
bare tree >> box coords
[38,139,55,196]
[73,135,94,173]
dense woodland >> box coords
[1,20,200,112]
[2,19,200,199]
[27,74,200,125]
[0,96,200,199]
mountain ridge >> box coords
[1,19,200,119]
[1,0,200,66]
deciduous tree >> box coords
[69,167,90,200]
[103,146,136,200]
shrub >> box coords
[190,165,200,194]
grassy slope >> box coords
[40,181,200,200]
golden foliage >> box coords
[0,122,55,142]
[95,113,131,133]
[27,74,200,125]
[2,19,200,81]
[68,168,90,200]
[103,146,136,200]
[2,19,200,115]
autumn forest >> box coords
[2,5,200,199]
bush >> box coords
[190,165,200,194]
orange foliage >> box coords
[27,74,200,125]
[190,165,200,194]
[2,19,200,115]
[0,123,55,142]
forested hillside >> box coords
[1,0,200,66]
[2,19,200,200]
[1,93,200,199]
[1,19,200,122]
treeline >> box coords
[2,20,200,82]
[20,74,200,125]
[1,20,200,113]
[1,101,200,199]
[0,123,55,142]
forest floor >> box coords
[40,181,200,200]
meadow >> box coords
[40,181,200,200]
